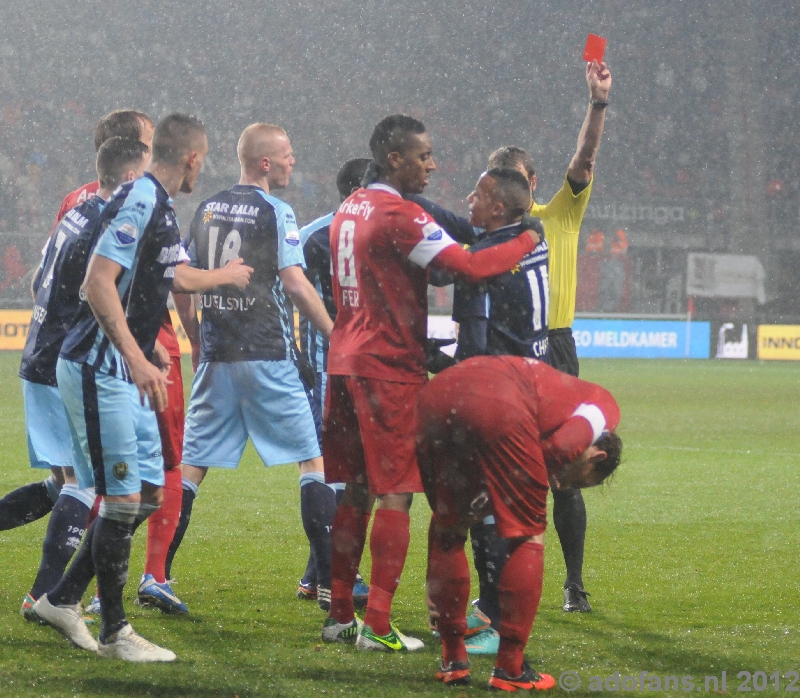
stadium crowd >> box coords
[1,2,796,270]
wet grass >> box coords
[1,354,799,696]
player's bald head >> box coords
[238,123,288,170]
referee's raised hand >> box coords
[587,59,612,102]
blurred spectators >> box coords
[0,0,794,316]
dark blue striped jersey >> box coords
[60,173,184,379]
[407,195,479,245]
[453,222,550,362]
[19,196,107,386]
[298,212,335,373]
[184,185,305,363]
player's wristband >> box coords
[590,99,609,109]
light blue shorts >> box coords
[22,379,76,470]
[182,360,321,468]
[56,358,165,496]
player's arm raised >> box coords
[280,265,334,340]
[567,60,612,185]
[81,253,170,412]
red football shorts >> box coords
[156,355,185,470]
[323,375,424,495]
[416,368,549,538]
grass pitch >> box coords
[1,353,798,696]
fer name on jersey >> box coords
[341,288,360,308]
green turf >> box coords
[1,353,798,696]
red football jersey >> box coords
[54,180,100,229]
[453,355,620,467]
[328,184,458,382]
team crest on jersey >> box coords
[203,210,214,224]
[422,222,443,241]
[115,223,138,245]
[112,462,128,480]
[285,229,301,247]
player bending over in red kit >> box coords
[418,356,622,691]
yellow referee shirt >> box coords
[530,174,593,330]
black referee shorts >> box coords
[548,327,579,378]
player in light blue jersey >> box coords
[170,123,336,608]
[6,138,149,624]
[34,114,252,663]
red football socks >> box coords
[329,504,370,624]
[496,540,544,678]
[363,508,410,636]
[427,519,469,665]
[144,467,183,583]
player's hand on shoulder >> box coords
[221,257,254,290]
[521,214,544,246]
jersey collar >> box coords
[367,183,401,197]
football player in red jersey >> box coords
[418,356,621,690]
[321,114,541,651]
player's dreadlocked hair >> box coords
[593,432,623,482]
[364,114,426,184]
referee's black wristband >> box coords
[590,99,609,109]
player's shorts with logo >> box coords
[182,359,321,467]
[56,358,165,496]
[22,379,76,470]
[323,375,424,495]
[416,367,549,538]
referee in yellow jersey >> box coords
[487,58,612,612]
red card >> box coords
[582,33,607,63]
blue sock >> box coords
[299,473,336,590]
[48,517,99,607]
[552,487,587,589]
[165,479,197,580]
[470,520,508,629]
[0,480,54,530]
[94,517,133,642]
[29,485,92,599]
[301,550,317,587]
